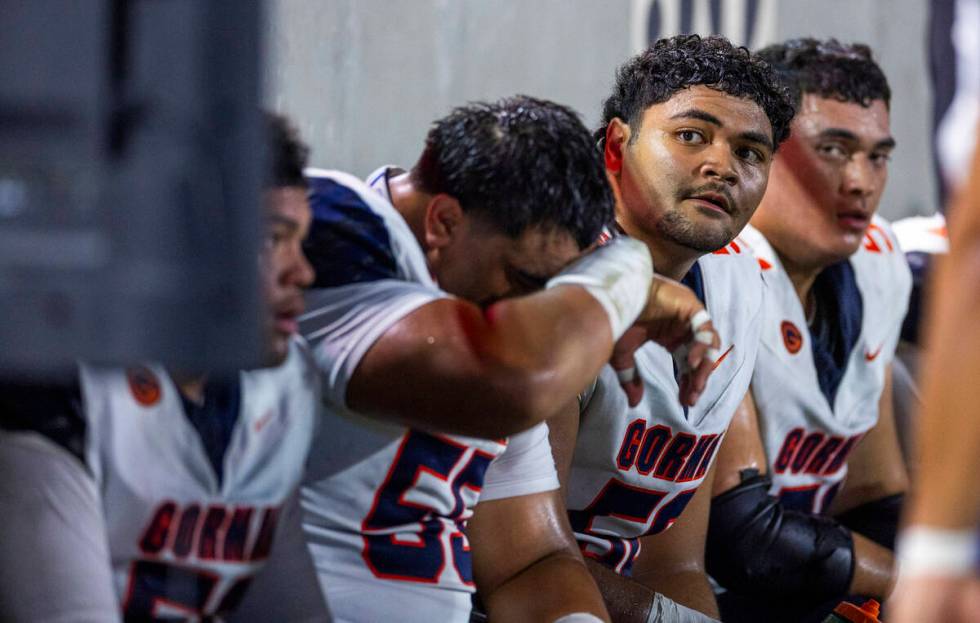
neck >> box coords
[616,218,699,281]
[387,172,430,249]
[775,247,824,308]
[171,372,208,405]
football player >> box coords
[706,39,910,623]
[0,114,329,621]
[548,35,795,622]
[298,95,721,623]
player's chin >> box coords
[263,332,291,367]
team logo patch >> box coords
[781,321,803,354]
[127,367,161,406]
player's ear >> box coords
[424,194,464,250]
[605,118,631,176]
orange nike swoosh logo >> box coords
[864,345,883,361]
[712,345,735,370]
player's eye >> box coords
[869,151,892,166]
[816,143,849,160]
[735,145,766,165]
[263,229,288,251]
[676,129,706,145]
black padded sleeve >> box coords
[706,471,855,602]
[836,493,903,550]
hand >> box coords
[611,275,720,408]
[888,575,980,623]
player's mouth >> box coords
[686,190,733,216]
[273,298,305,335]
[836,208,871,232]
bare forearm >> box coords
[849,532,896,598]
[485,552,610,622]
[349,288,613,439]
[584,558,657,623]
[584,559,719,623]
[632,568,719,619]
[913,249,980,529]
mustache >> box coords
[677,184,737,214]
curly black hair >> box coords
[756,38,891,109]
[597,34,795,149]
[412,95,613,250]
[266,112,309,188]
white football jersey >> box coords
[77,338,317,620]
[566,239,764,575]
[299,167,560,623]
[740,218,912,514]
[893,213,949,256]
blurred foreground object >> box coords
[0,0,263,375]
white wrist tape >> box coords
[690,309,712,332]
[896,526,979,579]
[547,236,653,340]
[647,592,720,623]
[553,614,605,623]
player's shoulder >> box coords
[852,215,913,286]
[698,231,765,307]
[734,223,780,274]
[304,166,430,288]
[892,212,949,255]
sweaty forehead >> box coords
[643,85,772,136]
[794,95,891,141]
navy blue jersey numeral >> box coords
[570,478,699,574]
[122,560,251,620]
[362,432,494,584]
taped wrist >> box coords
[546,236,653,340]
[836,493,903,550]
[646,592,719,623]
[706,471,854,602]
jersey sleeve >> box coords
[300,169,448,407]
[880,219,915,363]
[479,423,560,503]
[0,431,119,622]
[302,282,446,407]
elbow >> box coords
[491,365,576,436]
[706,473,854,601]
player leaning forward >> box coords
[296,96,720,623]
[0,115,330,621]
[547,35,795,623]
[706,39,911,623]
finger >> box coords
[623,374,644,407]
[686,348,716,404]
[614,363,645,407]
[690,308,712,332]
[687,323,720,369]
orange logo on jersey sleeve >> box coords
[781,321,803,354]
[127,367,161,406]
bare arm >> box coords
[349,287,613,439]
[350,270,718,439]
[631,463,719,618]
[549,396,717,622]
[891,132,980,623]
[469,489,610,622]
